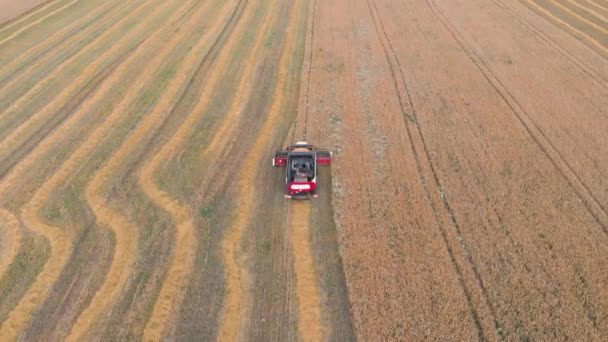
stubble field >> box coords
[0,0,606,340]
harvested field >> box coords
[0,0,52,25]
[0,0,606,340]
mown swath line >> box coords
[520,0,608,55]
[0,0,80,47]
[490,0,607,88]
[563,0,608,22]
[0,44,142,179]
[74,0,245,337]
[0,0,172,287]
[0,0,127,93]
[289,202,323,341]
[140,0,297,337]
[0,0,150,121]
[217,0,302,339]
[586,0,608,12]
[0,209,20,285]
[0,1,181,338]
[366,0,491,340]
[0,0,62,34]
[428,0,608,231]
[0,203,69,340]
[544,0,608,33]
[140,0,285,337]
[0,0,162,166]
[64,1,212,340]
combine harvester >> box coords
[273,142,332,199]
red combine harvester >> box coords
[272,141,332,199]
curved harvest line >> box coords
[140,0,280,338]
[289,202,323,341]
[0,0,62,35]
[545,0,608,33]
[521,0,608,54]
[0,201,70,340]
[0,1,179,338]
[0,0,80,47]
[0,209,20,282]
[65,0,213,340]
[217,0,302,339]
[0,0,170,286]
[73,0,247,338]
[0,0,162,162]
[0,0,126,94]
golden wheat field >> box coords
[0,0,606,340]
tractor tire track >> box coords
[0,0,61,34]
[140,0,284,337]
[0,1,183,337]
[0,0,79,47]
[427,0,608,231]
[288,202,323,341]
[62,1,216,340]
[519,0,608,56]
[368,0,499,339]
[0,0,128,94]
[0,0,165,171]
[490,0,607,88]
[217,0,302,339]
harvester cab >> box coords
[272,141,332,199]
